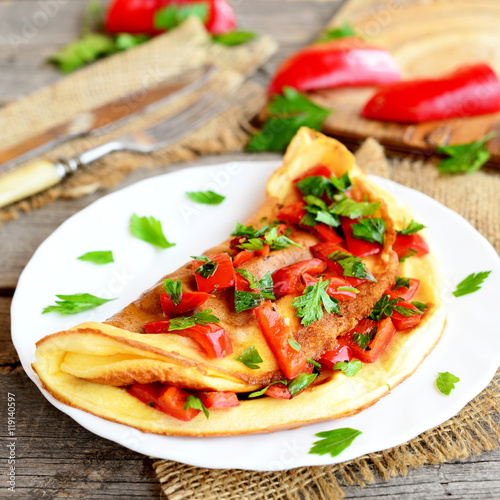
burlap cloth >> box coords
[1,9,499,499]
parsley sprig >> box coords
[234,345,263,370]
[168,310,219,331]
[452,271,491,297]
[191,256,219,279]
[42,293,116,315]
[184,395,210,419]
[436,372,460,395]
[328,251,376,281]
[234,270,275,313]
[130,214,175,249]
[77,250,114,265]
[397,219,426,235]
[231,221,299,251]
[351,218,386,244]
[309,428,362,457]
[163,278,183,305]
[292,279,341,326]
[368,294,426,321]
[186,190,225,205]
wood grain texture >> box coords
[1,0,499,498]
[312,0,500,167]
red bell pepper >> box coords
[265,383,292,399]
[313,223,344,244]
[393,233,429,261]
[156,386,200,421]
[126,382,162,407]
[254,301,308,379]
[160,291,213,315]
[143,320,232,358]
[192,253,235,293]
[310,243,346,272]
[301,273,358,301]
[293,164,333,183]
[388,278,420,301]
[272,258,327,298]
[341,217,382,257]
[338,317,396,363]
[390,301,424,331]
[362,63,500,123]
[277,200,307,225]
[105,0,236,35]
[269,37,401,95]
[197,391,240,408]
[319,344,352,369]
[232,250,255,268]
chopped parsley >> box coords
[351,217,386,244]
[452,271,492,297]
[186,190,225,205]
[163,278,183,305]
[436,372,460,395]
[333,359,362,376]
[191,256,219,279]
[397,219,426,235]
[287,372,318,397]
[168,310,219,331]
[329,194,380,219]
[292,279,341,326]
[154,3,208,30]
[368,294,424,321]
[309,428,362,457]
[327,251,376,282]
[231,221,299,251]
[234,345,263,370]
[184,395,209,419]
[77,250,114,265]
[212,30,258,46]
[42,293,116,315]
[393,277,410,289]
[315,22,358,43]
[130,214,175,249]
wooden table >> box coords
[1,1,499,498]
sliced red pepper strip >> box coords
[388,278,420,301]
[232,250,256,268]
[160,291,213,315]
[310,243,347,273]
[126,382,162,408]
[197,391,240,408]
[390,301,424,331]
[269,37,401,95]
[156,386,200,421]
[192,253,235,293]
[301,273,358,301]
[254,301,308,379]
[143,320,232,358]
[277,200,307,225]
[393,233,429,261]
[362,63,500,123]
[338,317,396,363]
[319,345,352,369]
[272,258,327,298]
[293,164,333,183]
[265,383,292,399]
[313,223,344,244]
[341,217,382,257]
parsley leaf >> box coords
[452,271,492,297]
[302,195,340,228]
[77,251,114,265]
[264,225,301,250]
[328,251,376,282]
[351,218,386,244]
[154,3,208,30]
[309,428,362,457]
[330,194,380,219]
[246,87,332,152]
[288,337,302,351]
[235,270,275,299]
[292,279,341,326]
[168,310,219,331]
[393,276,410,289]
[287,373,318,397]
[234,345,263,370]
[191,256,219,279]
[248,380,287,398]
[369,294,422,321]
[186,190,225,205]
[399,248,418,262]
[437,132,496,174]
[42,293,116,315]
[436,372,460,395]
[232,222,299,251]
[184,395,209,419]
[296,176,332,198]
[333,359,362,376]
[237,238,264,251]
[231,222,258,236]
[114,33,150,51]
[234,291,264,313]
[163,278,182,305]
[315,22,358,43]
[130,214,175,249]
[398,219,426,235]
[353,328,376,349]
[212,30,258,46]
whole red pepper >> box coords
[362,63,500,123]
[268,36,401,95]
[105,0,236,35]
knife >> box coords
[0,65,215,173]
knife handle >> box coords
[0,159,69,209]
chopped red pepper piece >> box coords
[341,217,382,257]
[269,37,401,95]
[156,386,200,421]
[232,250,255,268]
[390,301,424,331]
[310,242,346,272]
[338,317,396,363]
[160,291,213,315]
[393,233,429,261]
[197,391,240,408]
[277,200,307,225]
[272,258,327,298]
[265,383,292,399]
[319,344,352,369]
[362,63,500,123]
[313,223,343,244]
[143,320,232,358]
[254,301,308,379]
[126,382,162,408]
[388,278,420,301]
[192,253,235,293]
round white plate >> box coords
[12,160,500,471]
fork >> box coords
[0,91,229,209]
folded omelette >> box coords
[33,128,446,436]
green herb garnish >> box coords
[163,278,183,305]
[328,251,376,282]
[130,214,175,249]
[309,428,362,457]
[168,310,219,331]
[248,380,288,398]
[393,277,410,289]
[452,271,492,297]
[436,372,460,395]
[292,279,341,326]
[186,190,225,205]
[234,345,263,370]
[329,194,380,219]
[154,3,209,30]
[315,22,358,43]
[77,250,114,265]
[191,256,219,279]
[333,360,362,376]
[212,30,258,46]
[42,293,116,315]
[351,217,386,244]
[397,219,426,235]
[287,373,318,397]
[235,270,275,299]
[184,395,209,419]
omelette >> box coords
[33,128,446,436]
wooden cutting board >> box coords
[311,0,500,167]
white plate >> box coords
[12,161,500,471]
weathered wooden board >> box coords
[311,0,500,166]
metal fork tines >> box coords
[77,91,229,166]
